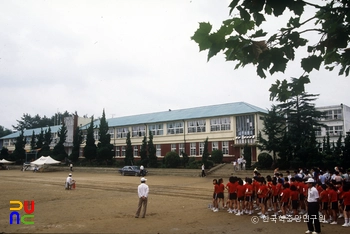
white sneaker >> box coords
[330,221,337,225]
[257,212,262,215]
[311,232,321,234]
[213,208,219,212]
[338,214,344,218]
[321,220,329,224]
[305,231,312,234]
[236,211,241,216]
[280,215,286,219]
[342,223,349,227]
[259,214,266,219]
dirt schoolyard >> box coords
[0,169,346,233]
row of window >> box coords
[114,141,230,157]
[90,116,256,139]
[315,125,343,136]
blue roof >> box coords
[0,125,62,140]
[84,102,267,128]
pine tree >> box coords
[11,130,26,162]
[36,129,44,150]
[69,126,83,162]
[97,109,113,163]
[52,122,68,161]
[202,137,209,166]
[83,117,97,162]
[30,131,36,151]
[140,135,148,166]
[148,131,157,167]
[39,127,52,156]
[124,132,133,165]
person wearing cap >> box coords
[65,173,75,190]
[305,178,321,234]
[135,177,149,218]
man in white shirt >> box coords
[65,173,75,190]
[305,178,321,234]
[135,177,149,218]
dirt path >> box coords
[0,170,346,233]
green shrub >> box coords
[164,151,181,168]
[257,153,273,169]
[211,150,223,163]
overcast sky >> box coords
[0,0,348,130]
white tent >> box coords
[0,159,15,164]
[30,156,61,166]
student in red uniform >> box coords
[257,178,269,219]
[212,179,219,212]
[336,182,344,219]
[244,178,254,215]
[327,183,338,224]
[236,179,246,216]
[341,183,350,227]
[319,184,330,223]
[290,184,299,216]
[271,179,279,216]
[280,183,291,219]
[226,176,237,213]
[217,178,225,210]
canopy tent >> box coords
[30,156,61,166]
[0,159,15,164]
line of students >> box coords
[211,174,350,227]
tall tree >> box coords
[192,1,350,85]
[124,132,133,165]
[11,130,26,162]
[0,125,12,138]
[258,105,285,163]
[30,131,36,151]
[52,122,68,161]
[342,131,350,169]
[148,131,157,167]
[69,126,83,162]
[140,135,148,166]
[83,117,97,162]
[201,137,209,166]
[97,109,113,163]
[36,129,44,150]
[38,127,52,157]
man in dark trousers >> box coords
[135,177,149,218]
[305,178,321,234]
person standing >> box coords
[135,177,149,218]
[201,164,206,177]
[305,178,321,234]
[70,163,73,172]
[140,165,144,177]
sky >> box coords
[0,0,348,131]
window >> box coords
[115,147,120,157]
[236,115,254,136]
[171,144,177,152]
[133,146,138,157]
[122,146,126,156]
[324,110,333,120]
[326,126,334,135]
[334,126,343,136]
[334,109,342,119]
[149,124,164,136]
[132,125,146,137]
[156,145,161,156]
[108,128,114,139]
[315,127,322,136]
[222,141,229,155]
[199,142,204,155]
[187,120,206,133]
[179,143,185,155]
[167,122,184,135]
[212,141,218,151]
[210,117,231,131]
[190,143,196,156]
[117,128,128,138]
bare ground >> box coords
[0,169,346,234]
